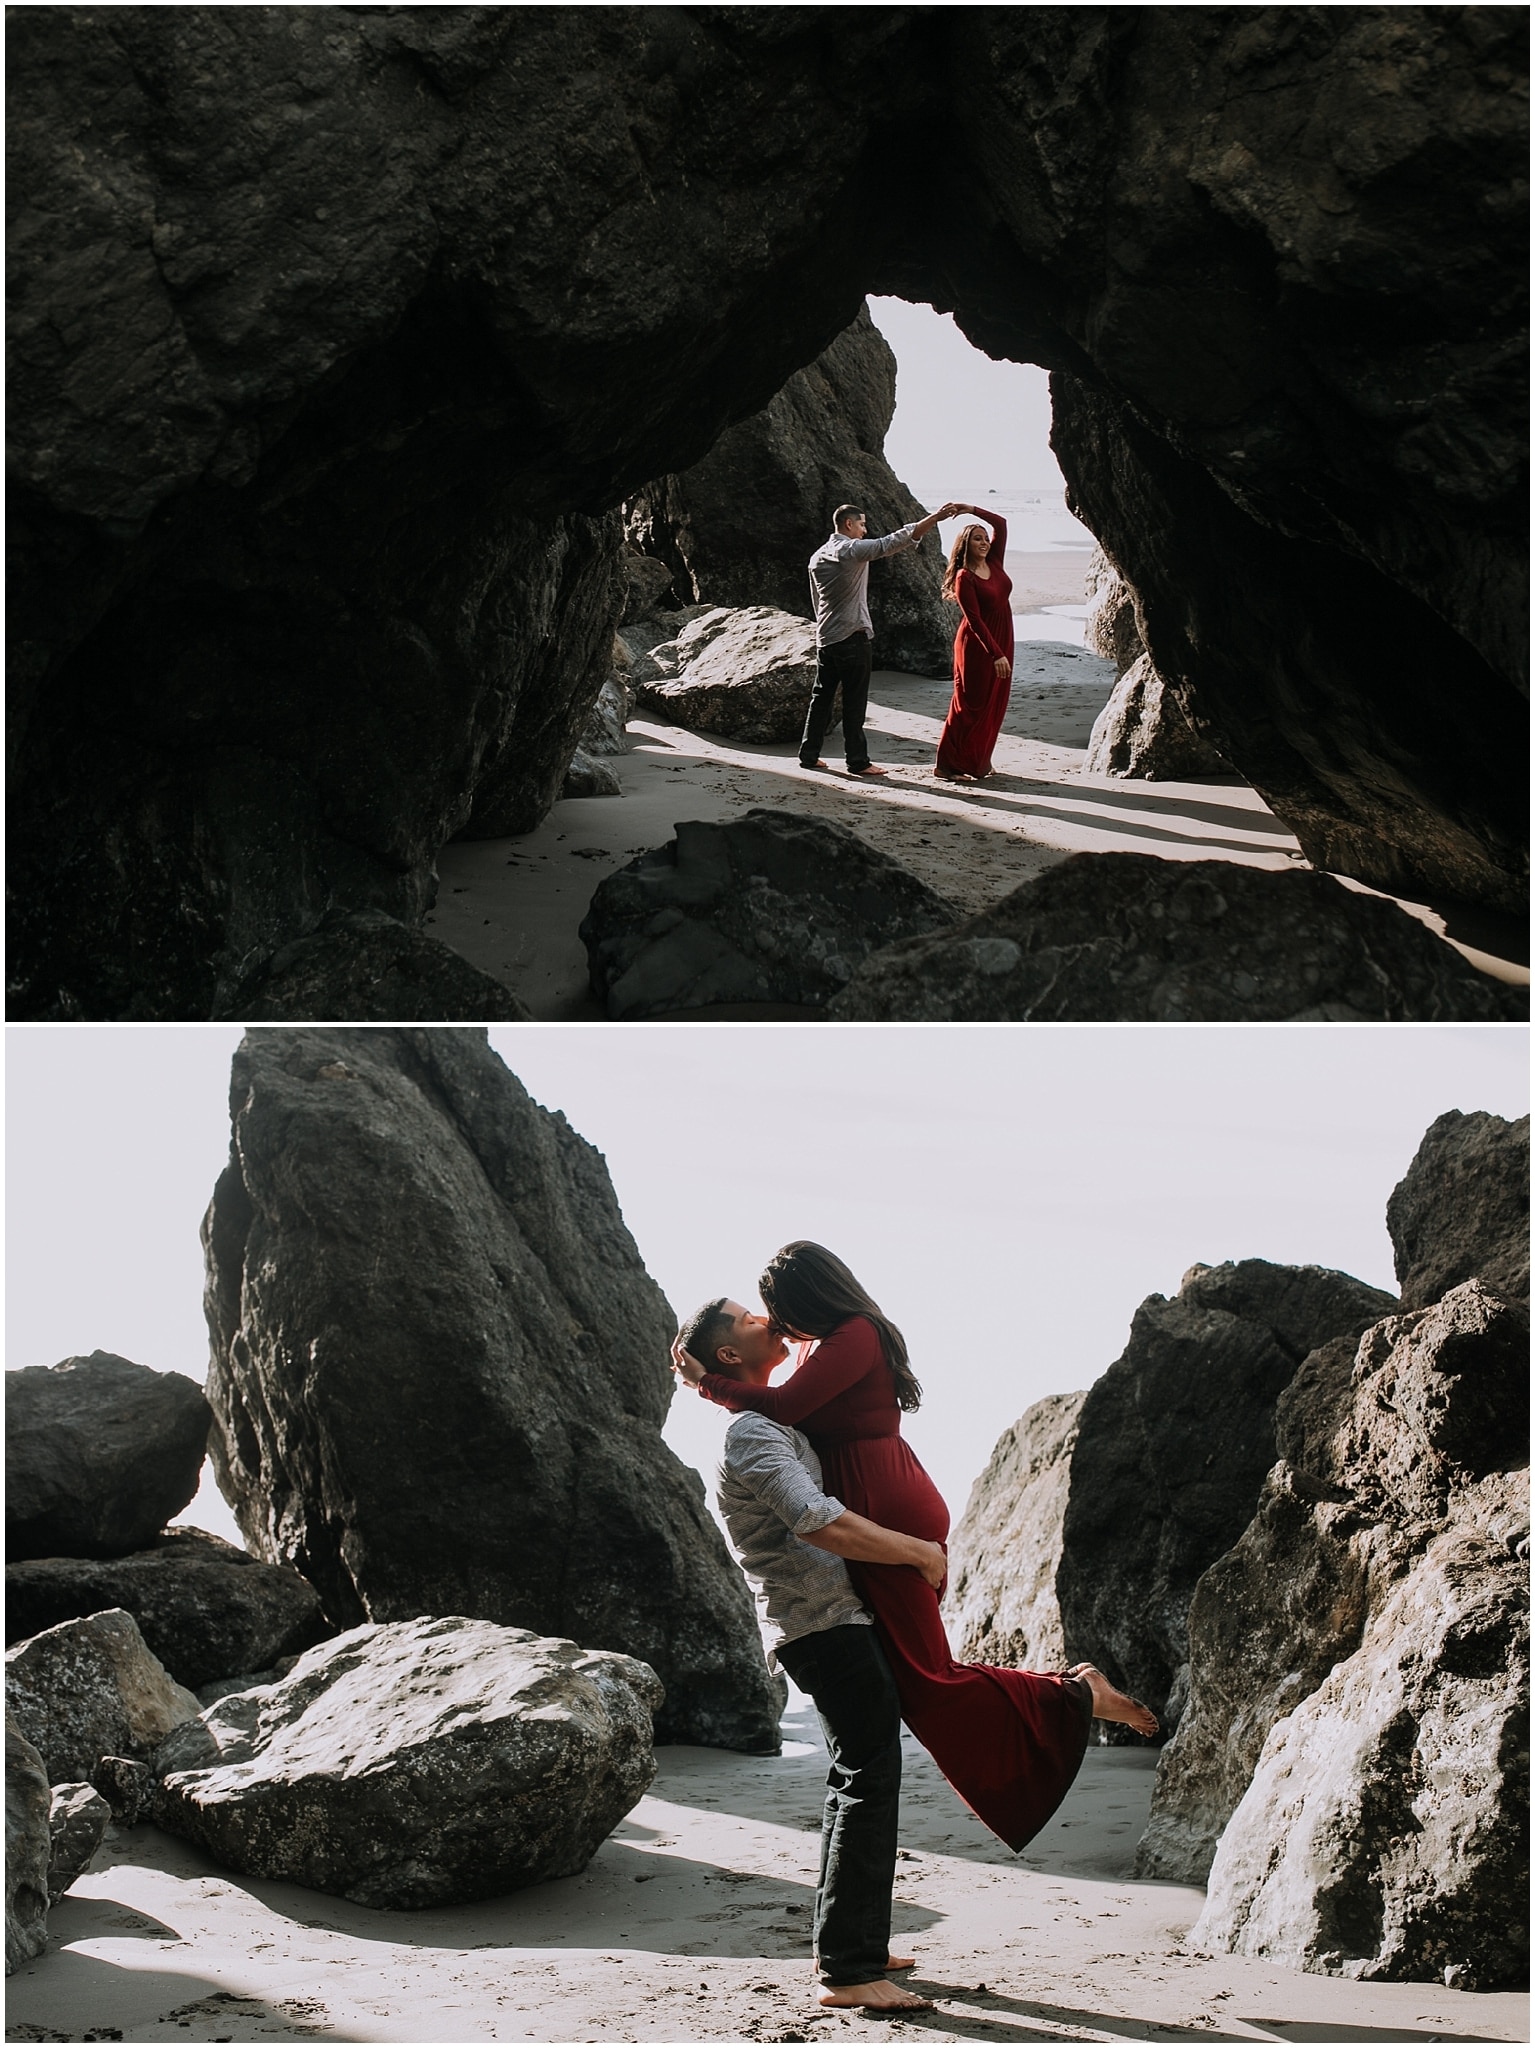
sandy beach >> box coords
[11,1688,1525,2045]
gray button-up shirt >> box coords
[717,1412,872,1661]
[807,525,919,646]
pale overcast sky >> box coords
[7,1025,1526,1547]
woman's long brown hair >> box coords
[758,1241,922,1412]
[940,523,988,602]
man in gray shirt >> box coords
[800,500,956,775]
[673,1298,945,2015]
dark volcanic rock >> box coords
[202,1028,782,1751]
[625,305,952,676]
[5,1718,51,1975]
[5,1609,201,1785]
[10,10,1523,1016]
[579,809,960,1019]
[1386,1110,1530,1313]
[6,1353,211,1562]
[828,853,1527,1022]
[631,608,820,743]
[1176,1282,1529,1987]
[46,1782,110,1903]
[6,1529,331,1693]
[1055,1260,1397,1735]
[1084,549,1143,676]
[944,1392,1087,1672]
[152,1617,662,1909]
[216,910,532,1023]
[1084,655,1229,780]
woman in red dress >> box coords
[676,1242,1157,1854]
[935,507,1013,781]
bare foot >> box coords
[800,759,831,771]
[1067,1662,1159,1736]
[819,1978,933,2011]
[847,762,889,776]
[887,1953,916,1971]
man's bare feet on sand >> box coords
[847,762,889,776]
[1067,1662,1159,1736]
[820,1978,933,2011]
[801,759,831,771]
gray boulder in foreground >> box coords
[216,909,531,1023]
[153,1617,663,1909]
[203,1029,782,1751]
[631,607,820,743]
[944,1392,1087,1672]
[1181,1282,1528,1987]
[6,1352,211,1563]
[6,1528,331,1692]
[828,853,1527,1022]
[47,1782,110,1902]
[580,809,959,1019]
[1084,653,1229,780]
[5,1718,51,1975]
[5,1608,201,1785]
[1387,1110,1529,1312]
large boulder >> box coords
[152,1617,662,1909]
[625,304,952,676]
[6,1528,331,1693]
[46,1782,111,1903]
[944,1392,1086,1671]
[202,1028,782,1752]
[1084,654,1229,780]
[214,910,533,1023]
[5,1718,51,1976]
[1084,548,1143,675]
[579,809,960,1019]
[828,853,1528,1022]
[5,1609,201,1785]
[1386,1110,1530,1313]
[10,12,1522,1019]
[1182,1282,1528,1987]
[1054,1261,1396,1736]
[631,606,820,743]
[6,1353,211,1563]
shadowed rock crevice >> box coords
[8,6,1525,1014]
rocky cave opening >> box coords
[7,7,1526,1019]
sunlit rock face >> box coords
[8,7,1524,1014]
[201,1028,784,1753]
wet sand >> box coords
[12,1697,1525,2044]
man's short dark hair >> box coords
[832,503,864,532]
[678,1297,735,1372]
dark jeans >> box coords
[799,632,874,769]
[775,1623,902,1987]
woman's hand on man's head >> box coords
[670,1338,706,1385]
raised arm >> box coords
[698,1316,884,1426]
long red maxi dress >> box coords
[935,516,1014,778]
[700,1315,1090,1852]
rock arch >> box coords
[8,7,1525,1016]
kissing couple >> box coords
[672,1241,1157,2013]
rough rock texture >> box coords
[5,1718,51,1976]
[829,853,1527,1023]
[46,1782,110,1903]
[91,1755,156,1828]
[10,11,1523,1017]
[1084,549,1143,675]
[202,1028,781,1751]
[580,810,960,1019]
[1084,654,1229,780]
[632,607,822,743]
[561,749,622,800]
[625,305,952,676]
[1179,1282,1529,1986]
[6,1528,331,1693]
[579,672,632,758]
[1386,1111,1530,1313]
[214,910,532,1023]
[1053,1261,1397,1737]
[6,1353,211,1563]
[5,1609,201,1785]
[152,1617,662,1909]
[944,1392,1087,1672]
